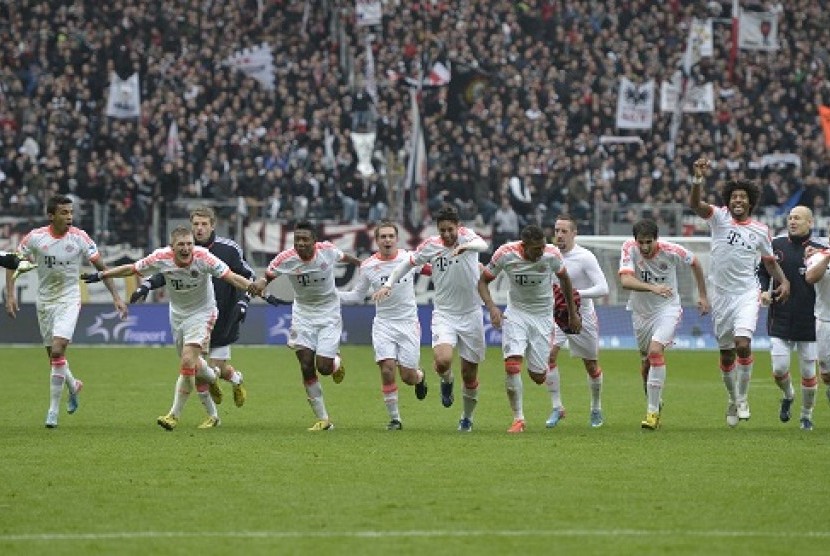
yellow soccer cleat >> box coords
[12,259,37,281]
[208,380,223,405]
[308,419,334,431]
[197,415,221,429]
[641,411,661,431]
[157,414,179,431]
[232,383,247,407]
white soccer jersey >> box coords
[808,251,830,321]
[410,226,483,314]
[17,225,100,304]
[705,205,773,291]
[266,241,344,314]
[340,249,419,321]
[484,241,566,315]
[619,239,695,314]
[559,244,608,312]
[134,246,228,317]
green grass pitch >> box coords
[1,345,827,555]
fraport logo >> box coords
[86,311,168,343]
[268,314,292,344]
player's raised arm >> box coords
[690,157,712,218]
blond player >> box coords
[690,158,790,427]
[548,215,610,428]
[339,221,428,430]
[373,205,489,432]
[5,195,127,428]
[478,224,580,433]
[249,221,362,431]
[83,226,253,430]
[619,218,710,430]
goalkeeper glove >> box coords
[130,281,151,304]
[81,271,103,283]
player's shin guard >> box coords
[304,378,328,420]
[462,380,479,420]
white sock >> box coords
[588,370,603,410]
[722,366,737,402]
[305,379,328,420]
[383,384,400,421]
[646,365,666,414]
[545,366,562,409]
[462,381,479,420]
[171,374,195,417]
[736,357,753,402]
[505,373,524,420]
[439,369,453,384]
[198,389,218,418]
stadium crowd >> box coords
[1,0,830,248]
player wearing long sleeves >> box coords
[339,221,429,430]
[547,214,610,428]
[757,206,823,427]
[373,205,489,432]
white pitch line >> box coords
[2,529,830,543]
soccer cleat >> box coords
[440,381,454,408]
[726,402,739,427]
[157,414,178,431]
[308,419,334,431]
[45,410,58,429]
[545,406,566,428]
[208,380,223,405]
[233,383,247,407]
[800,417,814,431]
[779,397,793,423]
[589,409,604,428]
[457,417,473,432]
[415,375,428,400]
[737,400,751,421]
[641,411,661,430]
[507,419,526,433]
[386,419,403,431]
[197,416,221,429]
[67,379,83,414]
[332,355,346,384]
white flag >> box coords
[660,80,715,113]
[404,89,427,190]
[355,0,382,27]
[351,132,377,177]
[364,37,378,104]
[224,43,275,90]
[615,78,654,130]
[166,120,181,161]
[738,10,779,51]
[426,62,450,87]
[105,72,141,119]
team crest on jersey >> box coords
[65,244,76,253]
[659,262,668,270]
[321,262,328,270]
[191,270,199,278]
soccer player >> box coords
[372,205,489,432]
[758,205,823,426]
[478,224,580,433]
[132,206,255,409]
[249,221,362,431]
[618,218,710,430]
[547,215,610,428]
[689,157,790,427]
[801,243,830,430]
[338,220,429,430]
[4,195,128,428]
[83,226,254,430]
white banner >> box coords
[224,43,275,90]
[105,73,141,119]
[739,10,779,51]
[364,37,378,104]
[616,78,654,130]
[165,120,181,161]
[692,18,714,58]
[660,81,714,113]
[351,131,376,177]
[355,0,382,27]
